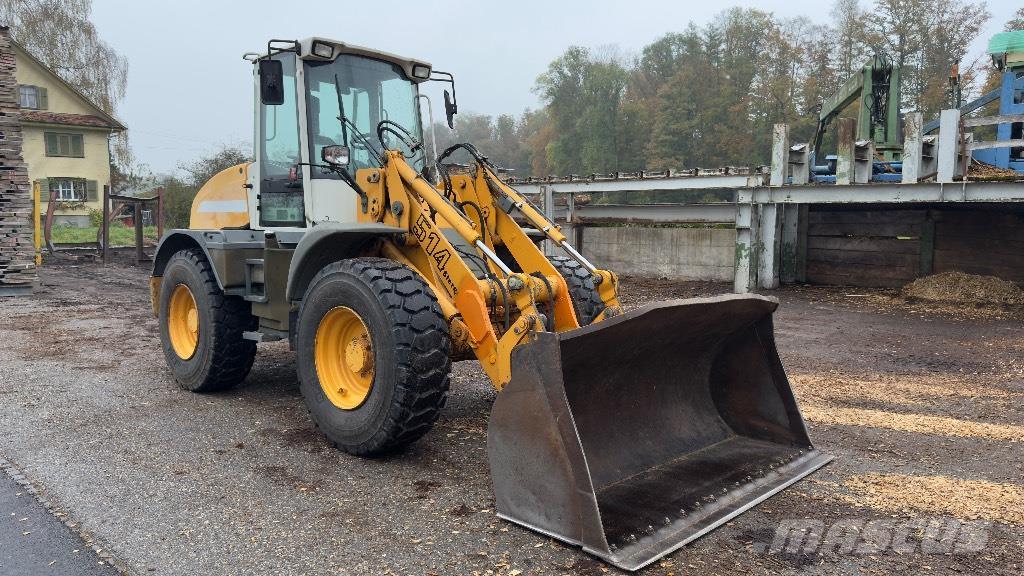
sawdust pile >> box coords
[968,159,1024,181]
[839,473,1024,525]
[801,404,1024,442]
[902,271,1024,306]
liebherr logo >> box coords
[412,214,457,296]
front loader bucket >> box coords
[488,294,831,571]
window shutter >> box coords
[71,134,84,157]
[37,179,48,202]
[37,87,47,110]
[44,132,58,156]
[86,180,98,202]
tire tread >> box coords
[549,255,606,326]
[302,257,451,455]
[163,249,257,392]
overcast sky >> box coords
[89,0,1018,174]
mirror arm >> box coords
[431,71,456,106]
[296,161,366,198]
[429,70,458,128]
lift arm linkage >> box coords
[353,150,622,389]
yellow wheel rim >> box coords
[168,284,199,360]
[314,306,374,410]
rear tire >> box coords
[549,255,606,326]
[158,249,257,392]
[296,257,451,456]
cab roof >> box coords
[250,37,433,84]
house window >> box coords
[19,85,47,109]
[44,132,85,158]
[50,178,86,202]
[19,85,38,108]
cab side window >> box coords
[260,54,305,227]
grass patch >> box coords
[51,225,159,246]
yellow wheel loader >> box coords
[150,38,830,571]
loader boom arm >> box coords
[351,149,622,389]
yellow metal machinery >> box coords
[32,181,41,265]
[354,149,622,388]
[189,163,251,230]
[150,37,829,571]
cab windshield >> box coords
[305,54,423,177]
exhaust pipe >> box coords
[488,293,831,571]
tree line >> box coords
[4,0,1020,224]
[438,2,1021,177]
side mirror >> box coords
[259,59,284,105]
[321,144,350,168]
[443,89,457,129]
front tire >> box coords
[549,255,606,326]
[158,249,257,392]
[296,258,451,456]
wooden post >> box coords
[102,185,110,264]
[156,186,165,240]
[44,186,56,253]
[134,201,144,262]
[32,181,41,265]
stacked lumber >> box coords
[0,26,36,293]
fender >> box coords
[285,222,405,302]
[151,229,265,290]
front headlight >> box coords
[411,64,431,80]
[311,41,334,59]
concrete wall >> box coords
[579,225,736,281]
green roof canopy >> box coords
[988,30,1024,55]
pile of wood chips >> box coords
[902,271,1024,306]
[967,159,1023,182]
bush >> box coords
[88,207,104,227]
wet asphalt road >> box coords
[0,467,116,575]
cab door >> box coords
[251,52,306,229]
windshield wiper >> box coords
[333,74,382,166]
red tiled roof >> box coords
[19,110,121,130]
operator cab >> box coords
[248,38,453,230]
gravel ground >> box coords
[0,262,1021,575]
